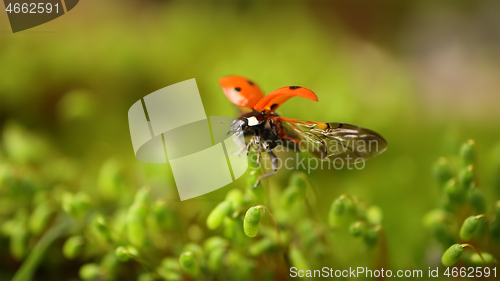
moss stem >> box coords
[461,243,486,264]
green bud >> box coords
[152,201,177,230]
[459,216,480,241]
[115,246,131,262]
[349,222,366,237]
[459,165,474,189]
[62,192,90,219]
[289,244,310,271]
[423,211,454,246]
[2,122,51,164]
[474,218,487,239]
[97,158,123,200]
[249,238,276,256]
[179,251,199,277]
[158,258,181,281]
[467,188,486,213]
[332,197,346,215]
[366,206,383,225]
[1,220,16,236]
[29,202,54,235]
[344,198,356,215]
[134,186,150,204]
[363,227,379,247]
[79,263,100,280]
[207,247,225,272]
[223,217,236,239]
[243,206,261,237]
[280,185,300,209]
[93,215,111,239]
[225,250,255,279]
[100,249,120,272]
[73,192,90,216]
[203,236,228,253]
[61,192,75,216]
[57,89,96,121]
[289,172,308,194]
[127,202,147,246]
[441,244,463,267]
[328,197,346,228]
[444,179,464,202]
[460,140,476,166]
[225,189,244,210]
[63,236,84,259]
[207,201,232,230]
[183,243,204,259]
[138,273,155,281]
[433,157,454,186]
[468,252,495,266]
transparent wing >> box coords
[281,119,387,161]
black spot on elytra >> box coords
[235,87,241,92]
[248,80,254,85]
[289,86,301,90]
[270,104,279,110]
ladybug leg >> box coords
[253,150,278,188]
[232,134,248,156]
[245,137,255,155]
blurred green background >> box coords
[1,0,499,280]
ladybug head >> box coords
[227,118,247,137]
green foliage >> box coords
[1,11,499,277]
[115,246,131,262]
[433,158,454,187]
[428,140,499,269]
[459,140,476,166]
[127,201,148,247]
[349,222,365,237]
[468,252,495,266]
[441,244,463,267]
[79,263,101,280]
[243,206,261,238]
[289,244,310,272]
[179,251,200,277]
[206,201,232,230]
[63,236,84,259]
[328,197,346,228]
[459,216,480,241]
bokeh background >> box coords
[1,0,499,280]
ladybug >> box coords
[220,75,387,187]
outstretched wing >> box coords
[280,118,387,162]
[253,86,318,111]
[219,76,265,108]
